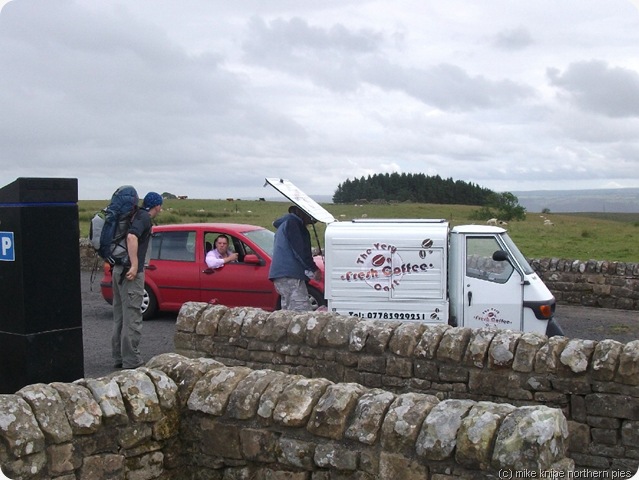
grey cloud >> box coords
[243,16,534,110]
[242,16,382,91]
[364,62,535,111]
[1,1,638,199]
[548,60,639,118]
[492,26,534,51]
[244,16,382,55]
[553,109,639,144]
[0,0,304,176]
[0,1,237,115]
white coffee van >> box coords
[266,178,562,336]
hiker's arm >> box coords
[125,233,139,280]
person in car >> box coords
[205,234,239,268]
[269,206,322,311]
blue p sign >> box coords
[0,232,15,261]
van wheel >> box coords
[141,287,158,321]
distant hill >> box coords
[512,188,639,213]
[267,189,639,214]
[258,195,333,203]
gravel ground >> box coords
[80,271,638,380]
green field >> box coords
[78,199,639,263]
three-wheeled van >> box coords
[266,178,562,336]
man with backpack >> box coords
[111,191,163,369]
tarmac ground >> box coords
[81,270,176,379]
[80,271,638,380]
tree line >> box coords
[333,173,493,205]
[332,173,526,221]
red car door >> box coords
[145,229,202,311]
[199,232,278,310]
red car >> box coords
[101,223,325,320]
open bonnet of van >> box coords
[264,178,336,225]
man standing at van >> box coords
[112,192,163,369]
[269,206,322,311]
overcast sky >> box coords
[1,0,639,200]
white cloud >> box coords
[0,0,638,200]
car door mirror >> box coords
[243,254,262,265]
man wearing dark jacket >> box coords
[269,206,322,311]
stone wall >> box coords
[0,368,179,480]
[174,303,639,474]
[0,355,573,480]
[79,238,99,271]
[532,258,639,310]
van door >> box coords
[462,236,523,331]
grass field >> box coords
[78,199,639,263]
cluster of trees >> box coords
[333,173,526,221]
[332,173,493,205]
[469,191,526,222]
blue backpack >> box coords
[90,185,139,265]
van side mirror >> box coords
[492,250,509,262]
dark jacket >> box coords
[268,213,317,281]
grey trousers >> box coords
[111,265,145,368]
[273,277,311,311]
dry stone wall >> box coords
[0,368,180,480]
[532,258,639,310]
[79,239,97,271]
[0,354,573,480]
[174,303,639,474]
[150,354,573,479]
